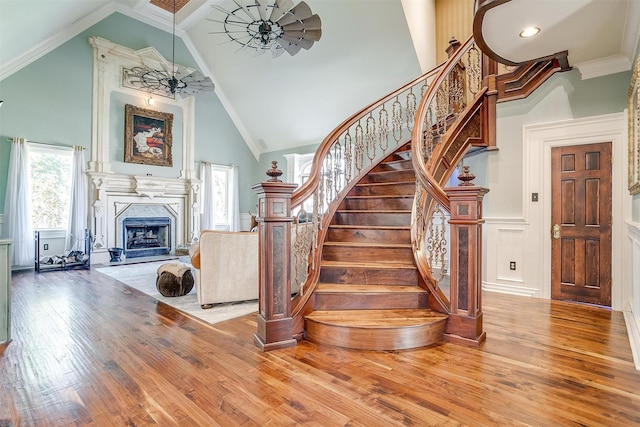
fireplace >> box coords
[123,217,171,258]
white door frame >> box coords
[523,112,628,310]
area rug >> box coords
[95,261,258,325]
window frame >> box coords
[29,143,73,235]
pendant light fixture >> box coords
[139,0,215,96]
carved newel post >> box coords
[251,161,298,351]
[444,166,489,346]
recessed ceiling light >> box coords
[519,26,540,38]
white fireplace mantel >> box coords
[87,37,203,263]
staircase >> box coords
[304,145,448,351]
[253,35,570,353]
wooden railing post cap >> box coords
[252,181,297,196]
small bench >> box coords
[156,263,194,297]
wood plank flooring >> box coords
[1,267,639,426]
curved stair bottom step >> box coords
[304,309,448,351]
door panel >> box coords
[551,142,612,306]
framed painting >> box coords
[629,55,640,195]
[124,104,173,167]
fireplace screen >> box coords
[123,217,171,258]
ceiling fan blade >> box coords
[277,39,301,56]
[282,29,321,42]
[281,14,321,31]
[255,0,269,21]
[231,0,258,22]
[276,1,313,26]
[179,72,215,95]
[271,44,285,58]
[280,33,314,50]
[269,0,294,22]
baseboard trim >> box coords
[623,309,640,370]
[483,281,539,297]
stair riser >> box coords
[304,319,446,351]
[363,170,416,183]
[319,266,420,285]
[323,246,414,263]
[374,159,413,171]
[342,197,413,211]
[327,227,410,244]
[314,292,428,310]
[353,183,415,196]
[332,212,411,226]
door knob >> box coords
[552,224,560,239]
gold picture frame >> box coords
[124,104,173,167]
[629,55,640,195]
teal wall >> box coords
[194,92,260,212]
[465,68,631,218]
[0,12,258,214]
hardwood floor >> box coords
[1,267,639,426]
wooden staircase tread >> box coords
[321,260,417,268]
[328,225,410,230]
[316,284,427,293]
[305,309,447,328]
[346,194,414,199]
[335,209,411,213]
[355,181,415,187]
[323,241,411,248]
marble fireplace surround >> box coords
[88,172,200,264]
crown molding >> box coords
[0,3,117,81]
[575,54,632,80]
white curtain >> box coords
[3,138,33,266]
[66,146,87,252]
[230,165,240,232]
[200,162,214,230]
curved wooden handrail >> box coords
[411,35,478,208]
[288,64,446,322]
[409,34,487,313]
[291,66,443,208]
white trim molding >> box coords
[625,221,640,370]
[0,214,3,237]
[483,217,540,297]
[522,112,629,310]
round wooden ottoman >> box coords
[156,263,194,297]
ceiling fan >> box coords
[209,0,322,58]
[137,0,215,97]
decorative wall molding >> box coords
[625,221,640,370]
[87,37,205,262]
[0,3,117,81]
[483,281,539,298]
[482,217,537,296]
[0,214,3,238]
[522,112,628,310]
[575,54,632,80]
[88,36,197,176]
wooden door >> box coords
[551,142,612,306]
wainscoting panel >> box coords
[624,221,640,370]
[484,218,540,297]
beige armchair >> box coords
[189,230,258,308]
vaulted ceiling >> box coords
[1,0,638,158]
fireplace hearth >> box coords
[123,217,171,258]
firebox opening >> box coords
[123,217,171,258]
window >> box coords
[284,153,315,215]
[210,165,232,230]
[29,145,73,230]
[202,164,238,231]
